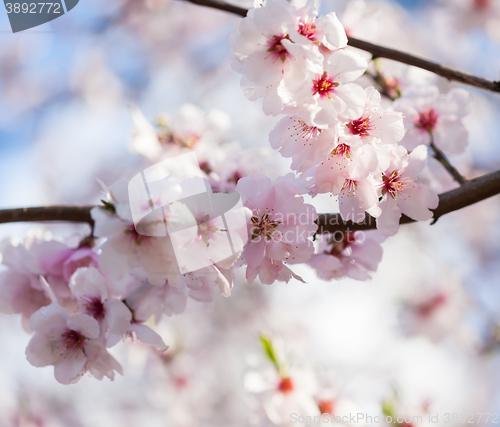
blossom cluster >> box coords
[0,0,475,386]
[230,0,448,238]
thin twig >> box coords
[366,59,401,101]
[182,0,500,94]
[429,140,467,185]
[365,70,398,101]
[0,170,499,234]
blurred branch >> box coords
[182,0,500,94]
[182,0,248,17]
[0,170,499,234]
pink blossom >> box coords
[269,114,338,173]
[308,231,383,281]
[310,140,379,197]
[339,85,405,146]
[229,0,328,116]
[25,304,121,384]
[395,86,473,155]
[236,174,317,285]
[69,267,132,346]
[0,238,74,321]
[91,180,189,287]
[41,245,99,284]
[290,48,368,128]
[376,145,439,236]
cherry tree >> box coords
[0,0,500,425]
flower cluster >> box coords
[230,0,442,237]
[0,0,476,386]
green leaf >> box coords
[100,200,116,215]
[259,335,282,374]
[381,399,395,419]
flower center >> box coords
[278,377,294,394]
[289,118,321,145]
[251,213,281,240]
[318,399,335,415]
[85,297,106,321]
[416,293,447,317]
[415,108,438,133]
[346,116,371,136]
[62,329,86,351]
[197,214,219,245]
[312,72,339,99]
[382,170,414,199]
[298,21,318,42]
[267,34,291,63]
[124,226,149,245]
[327,231,357,257]
[473,0,490,11]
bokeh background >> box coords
[1,0,500,425]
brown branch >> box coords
[0,170,499,235]
[429,140,467,185]
[347,37,500,93]
[182,0,500,94]
[181,0,248,17]
[0,206,95,226]
[316,168,500,234]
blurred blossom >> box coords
[0,0,500,425]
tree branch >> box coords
[0,206,95,226]
[0,170,499,235]
[182,0,500,94]
[316,168,500,234]
[430,140,467,185]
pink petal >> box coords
[130,323,168,352]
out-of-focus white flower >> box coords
[308,231,384,281]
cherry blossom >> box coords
[292,48,368,128]
[229,0,341,116]
[0,237,73,322]
[269,114,338,173]
[308,231,384,281]
[376,145,439,236]
[69,267,132,346]
[395,86,473,155]
[25,304,121,384]
[339,85,405,147]
[91,180,190,286]
[236,174,317,285]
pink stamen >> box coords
[266,34,291,63]
[312,72,339,99]
[347,116,372,137]
[288,118,321,147]
[415,108,438,133]
[382,170,415,199]
[84,297,106,320]
[62,329,86,351]
[298,21,318,43]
